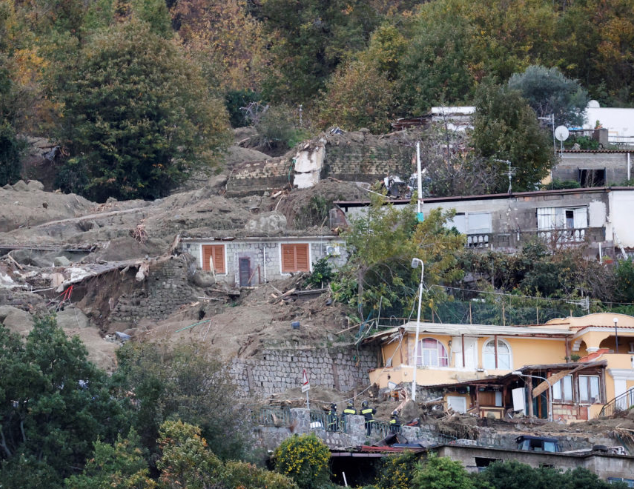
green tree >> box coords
[508,65,588,126]
[0,121,24,185]
[397,18,473,113]
[260,0,380,103]
[614,258,634,302]
[412,455,475,489]
[272,433,331,489]
[64,430,156,489]
[335,195,465,319]
[51,20,229,202]
[376,451,419,489]
[0,316,127,489]
[113,341,246,461]
[471,81,555,193]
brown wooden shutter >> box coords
[295,244,309,271]
[202,245,225,273]
[281,244,295,273]
[281,244,309,272]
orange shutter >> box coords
[281,244,309,272]
[295,244,309,271]
[202,245,225,273]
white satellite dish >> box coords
[555,125,570,142]
[587,100,600,108]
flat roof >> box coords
[366,322,573,342]
[335,186,634,206]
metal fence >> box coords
[251,407,292,427]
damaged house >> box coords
[364,313,634,422]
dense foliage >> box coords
[272,433,331,489]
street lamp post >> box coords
[411,258,425,402]
[512,370,553,422]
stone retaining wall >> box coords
[230,346,380,398]
[109,255,198,323]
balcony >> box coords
[465,228,605,251]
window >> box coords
[281,243,310,273]
[579,375,601,403]
[537,207,588,231]
[579,169,606,187]
[202,245,225,274]
[417,338,449,367]
[552,375,573,402]
[483,340,511,370]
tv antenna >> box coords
[494,159,515,194]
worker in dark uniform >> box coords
[360,400,376,436]
[389,410,401,434]
[343,401,357,417]
[326,403,339,432]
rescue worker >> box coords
[326,403,339,432]
[360,400,376,436]
[389,410,401,434]
[343,401,357,417]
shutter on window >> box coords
[295,244,309,271]
[282,245,295,272]
[202,245,225,273]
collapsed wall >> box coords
[230,345,379,398]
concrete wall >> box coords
[553,152,633,184]
[183,237,348,286]
[436,444,634,479]
[230,346,380,398]
[609,190,634,248]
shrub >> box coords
[272,433,331,489]
[304,258,335,288]
[376,451,419,489]
[0,122,24,185]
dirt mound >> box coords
[0,181,92,233]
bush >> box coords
[376,451,419,489]
[614,259,634,302]
[541,179,581,190]
[254,105,310,152]
[304,258,335,288]
[273,433,331,489]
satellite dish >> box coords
[555,126,570,142]
[587,100,600,108]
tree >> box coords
[272,433,331,489]
[508,65,588,127]
[64,430,156,489]
[319,58,395,133]
[334,195,465,319]
[259,0,380,103]
[375,451,419,489]
[412,455,475,489]
[471,81,555,193]
[0,316,127,489]
[0,121,24,185]
[113,341,247,461]
[397,18,474,113]
[51,20,229,202]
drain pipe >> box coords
[628,152,631,181]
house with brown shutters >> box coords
[181,235,347,287]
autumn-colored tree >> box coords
[172,0,269,92]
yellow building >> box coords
[365,313,634,422]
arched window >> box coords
[417,338,449,367]
[483,339,512,370]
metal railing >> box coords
[251,407,292,427]
[599,388,634,417]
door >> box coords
[447,396,467,413]
[239,258,251,287]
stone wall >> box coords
[109,255,198,323]
[322,144,414,183]
[227,158,290,196]
[230,346,380,398]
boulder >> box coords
[191,270,217,287]
[11,180,29,191]
[54,256,72,267]
[26,180,45,191]
[56,306,90,329]
[244,211,287,235]
[0,305,34,336]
